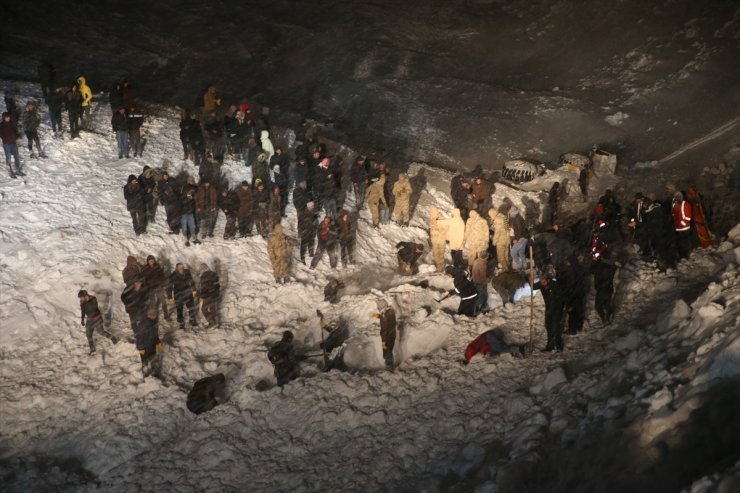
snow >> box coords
[2,82,740,492]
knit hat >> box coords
[241,180,249,187]
[77,290,88,297]
[147,254,155,262]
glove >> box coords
[156,342,164,352]
[382,342,388,351]
[168,298,175,304]
[371,313,380,319]
[192,291,197,298]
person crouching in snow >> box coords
[79,290,117,354]
[444,265,478,317]
[268,330,299,386]
[396,242,424,275]
[187,373,225,415]
[373,299,396,370]
[267,224,293,284]
[462,329,523,365]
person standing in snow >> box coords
[0,112,24,177]
[253,179,270,238]
[195,179,218,239]
[267,224,293,284]
[310,215,339,270]
[127,104,145,158]
[218,186,240,240]
[578,166,590,202]
[158,172,181,234]
[559,255,587,335]
[79,289,117,354]
[236,181,254,237]
[141,255,170,321]
[685,185,713,249]
[121,277,149,332]
[439,208,466,269]
[548,182,561,227]
[444,266,478,317]
[179,109,193,160]
[268,186,282,231]
[46,87,65,136]
[315,157,337,216]
[179,176,200,246]
[271,165,289,217]
[123,174,147,235]
[77,76,93,131]
[168,262,198,331]
[471,251,490,314]
[136,309,163,377]
[138,165,158,224]
[22,101,45,158]
[350,156,367,207]
[122,255,142,286]
[672,191,692,260]
[268,330,299,386]
[590,231,616,326]
[365,174,387,228]
[197,264,220,327]
[508,206,529,271]
[463,210,489,268]
[373,299,396,370]
[450,175,471,221]
[642,197,675,272]
[627,193,650,258]
[111,107,129,159]
[489,206,511,273]
[428,206,448,272]
[337,209,355,267]
[260,130,274,161]
[66,84,82,139]
[396,242,424,275]
[531,267,565,352]
[470,176,489,215]
[297,201,318,264]
[392,173,413,226]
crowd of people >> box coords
[6,67,716,384]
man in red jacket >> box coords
[672,191,692,260]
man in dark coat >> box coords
[46,87,65,135]
[127,105,145,157]
[235,181,253,237]
[66,84,83,138]
[292,180,311,212]
[252,179,270,237]
[136,309,162,377]
[122,255,141,286]
[337,210,355,267]
[1,112,24,177]
[374,300,396,370]
[218,187,240,239]
[450,175,471,221]
[559,255,587,335]
[189,117,206,166]
[268,330,299,386]
[22,101,45,158]
[141,255,169,320]
[79,289,116,354]
[298,201,318,264]
[121,277,149,332]
[310,215,339,269]
[158,172,181,234]
[532,268,566,351]
[168,262,198,330]
[350,156,367,207]
[591,237,617,325]
[195,179,218,239]
[111,107,129,159]
[138,165,158,224]
[123,174,147,235]
[198,264,220,327]
[643,197,676,272]
[445,266,478,317]
[396,242,424,275]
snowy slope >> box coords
[1,85,738,493]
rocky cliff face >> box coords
[2,0,739,169]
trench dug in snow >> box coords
[1,83,739,493]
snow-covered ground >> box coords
[1,85,739,492]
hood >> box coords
[429,206,439,220]
[143,168,154,178]
[127,174,137,183]
[258,153,267,162]
[146,255,155,263]
[398,173,407,181]
[260,130,270,140]
[272,224,284,235]
[126,255,138,267]
[187,176,196,185]
[469,210,479,220]
[488,208,498,220]
[452,208,461,219]
[77,76,86,86]
[200,263,210,273]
